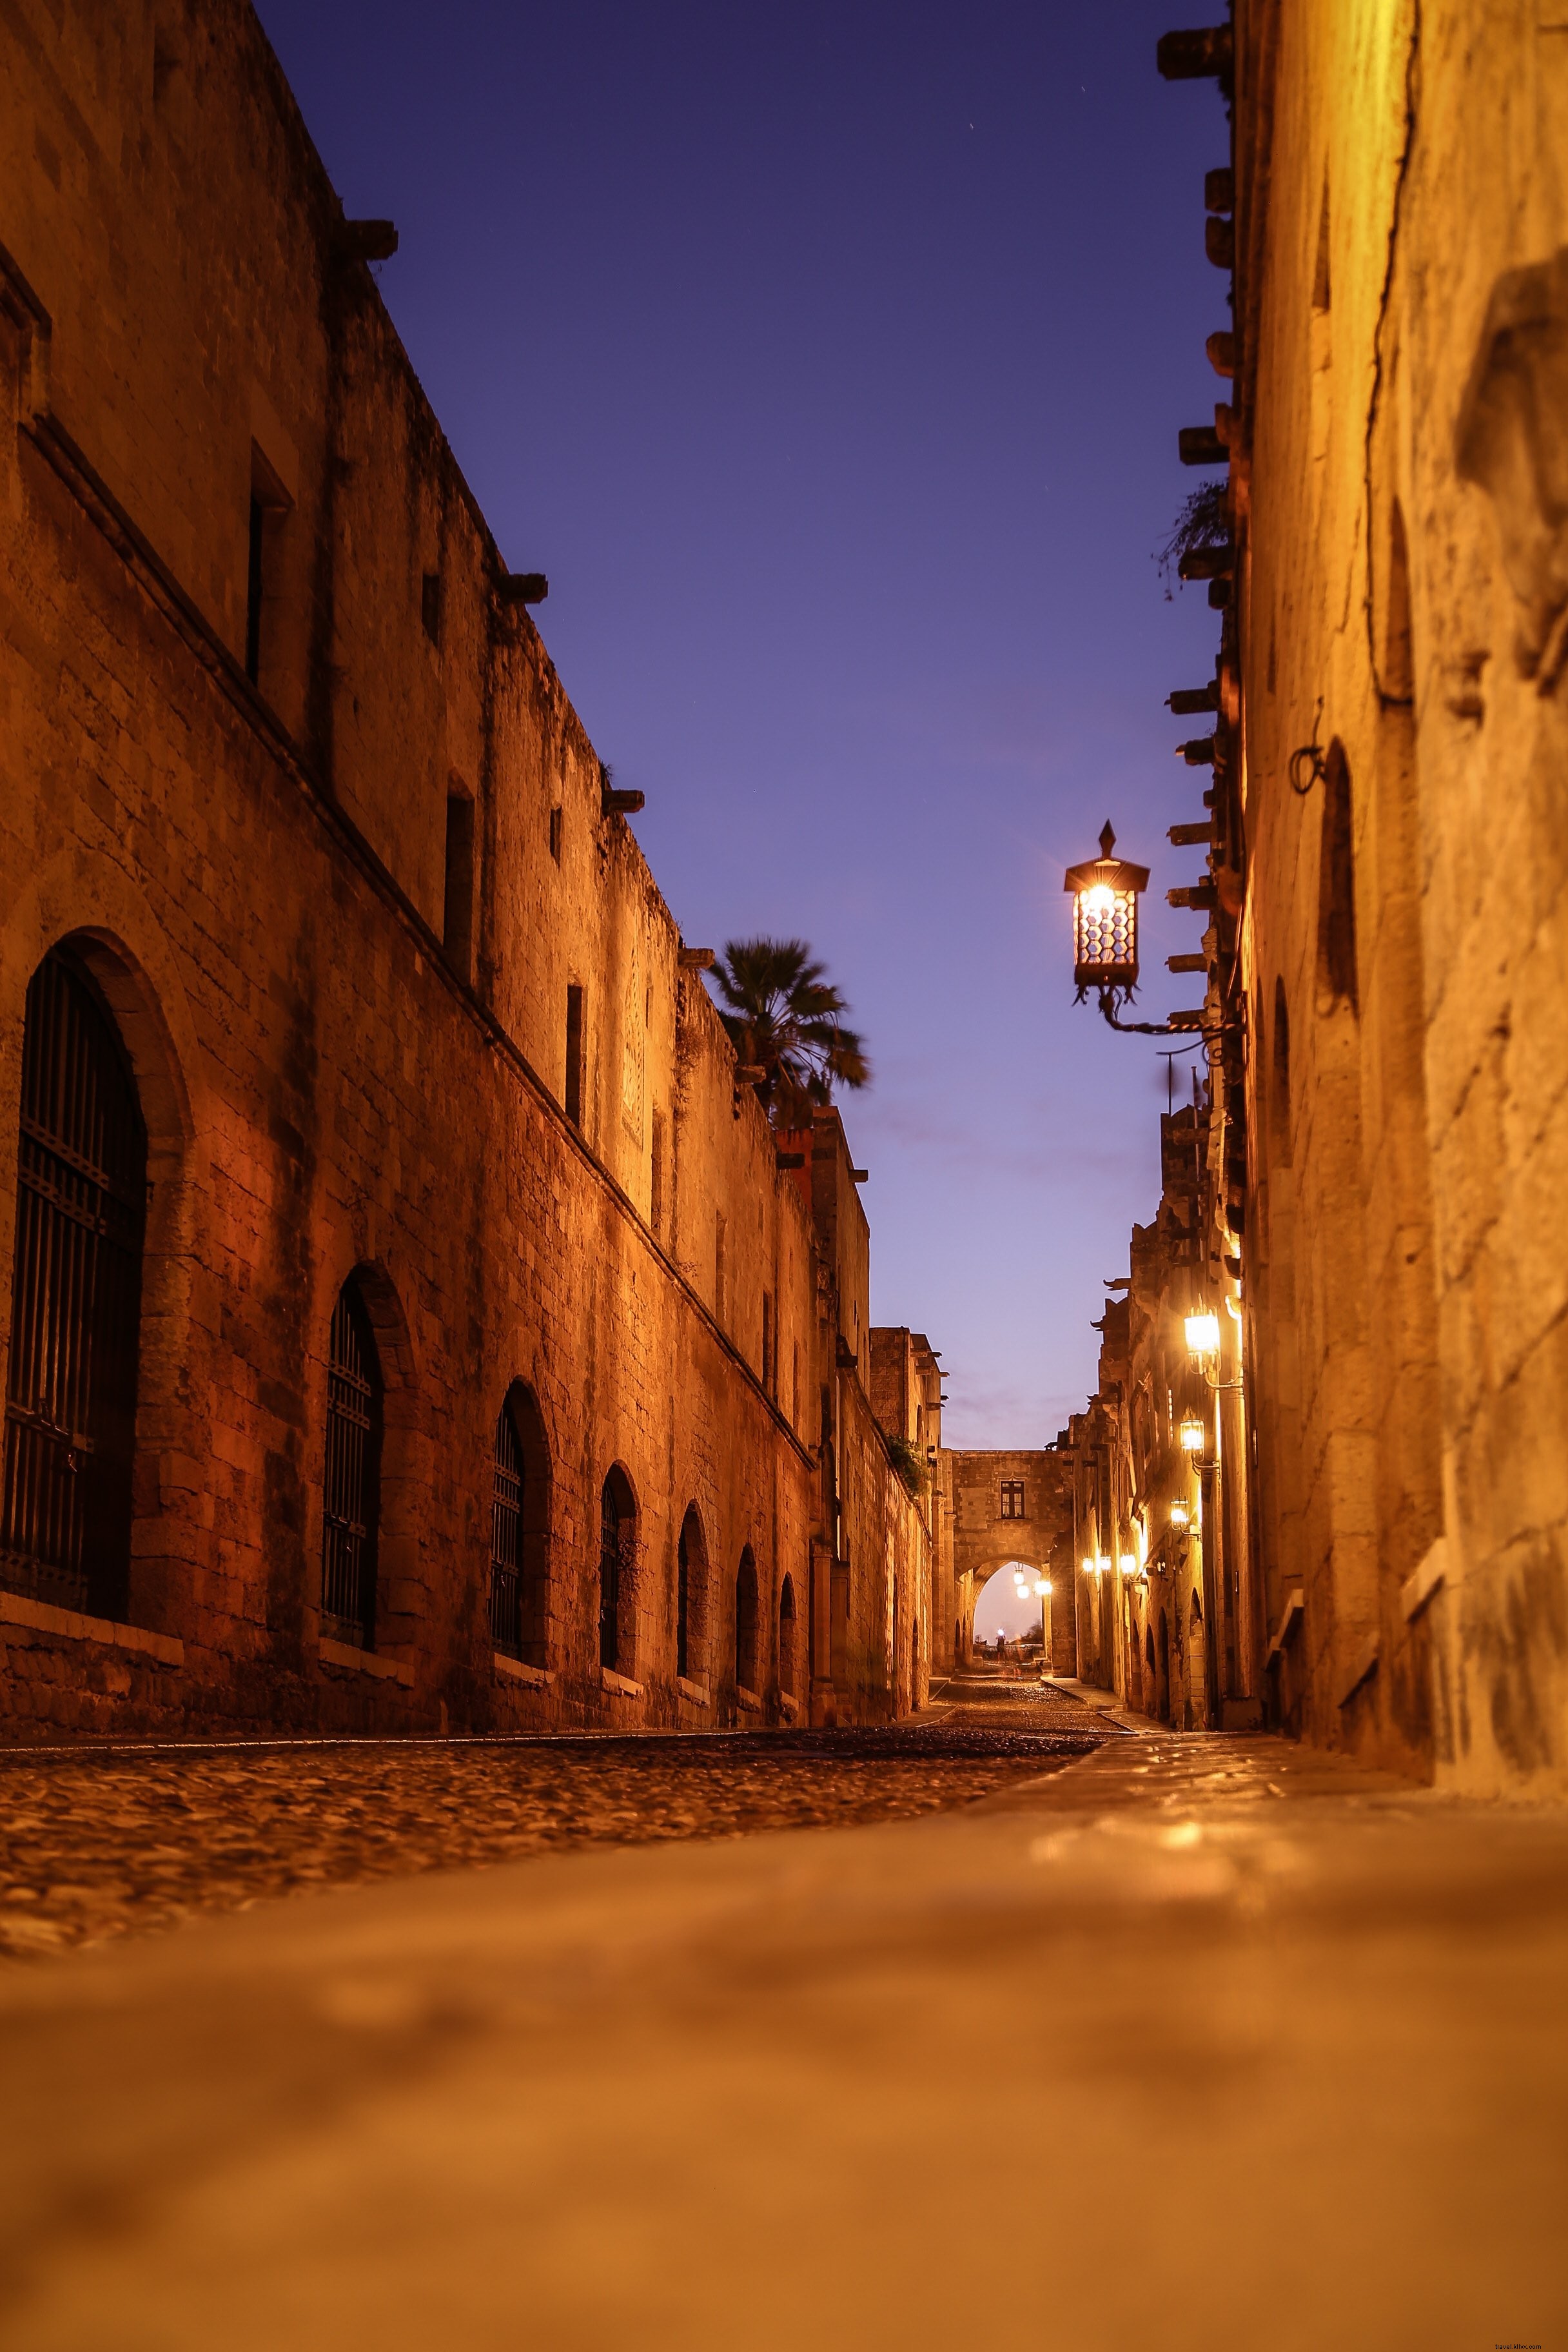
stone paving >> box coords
[4,1731,1563,2350]
[0,1701,1111,1956]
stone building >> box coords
[1052,3,1568,1792]
[945,1447,1074,1675]
[0,1,930,1740]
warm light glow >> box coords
[1041,1579,1053,1597]
[1170,1498,1190,1528]
[1179,1415,1206,1454]
[1081,1557,1094,1577]
[1119,1557,1135,1580]
[1032,1578,1048,1597]
[1097,1554,1112,1577]
[1081,883,1116,920]
[1184,1311,1220,1357]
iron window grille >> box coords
[321,1284,380,1648]
[490,1402,524,1658]
[2,950,146,1618]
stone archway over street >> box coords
[943,1449,1075,1674]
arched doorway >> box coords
[2,948,147,1619]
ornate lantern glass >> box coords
[1179,1413,1207,1454]
[1064,822,1151,1008]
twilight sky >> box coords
[255,0,1228,1453]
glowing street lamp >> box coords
[1064,823,1160,1032]
[1179,1413,1207,1455]
[1169,1498,1191,1529]
[1184,1310,1221,1358]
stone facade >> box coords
[1057,2,1568,1792]
[0,1,930,1740]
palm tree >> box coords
[710,938,870,1128]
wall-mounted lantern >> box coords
[1064,823,1171,1034]
[1169,1498,1191,1529]
[1179,1413,1208,1455]
[1184,1311,1220,1358]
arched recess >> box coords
[316,1256,424,1658]
[1271,976,1293,1165]
[0,891,201,1636]
[599,1464,638,1674]
[734,1545,760,1695]
[491,1382,552,1666]
[778,1571,798,1700]
[321,1274,383,1649]
[676,1503,708,1682]
[1,946,147,1622]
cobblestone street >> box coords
[0,1685,1110,1957]
[5,1730,1563,2351]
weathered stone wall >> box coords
[0,0,921,1740]
[1227,0,1568,1790]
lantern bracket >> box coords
[1094,990,1173,1036]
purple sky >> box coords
[254,0,1227,1449]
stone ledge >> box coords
[736,1685,763,1714]
[0,1589,183,1668]
[494,1653,553,1688]
[676,1676,710,1707]
[1401,1536,1448,1623]
[779,1690,800,1718]
[1336,1637,1380,1710]
[318,1638,413,1687]
[600,1665,644,1699]
[1266,1587,1304,1665]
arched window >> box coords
[490,1402,524,1658]
[676,1504,707,1681]
[491,1384,551,1665]
[3,948,146,1618]
[599,1466,636,1672]
[778,1571,797,1699]
[734,1546,760,1694]
[322,1279,382,1649]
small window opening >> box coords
[549,806,563,863]
[762,1290,775,1393]
[565,985,585,1127]
[999,1479,1026,1521]
[244,444,290,689]
[651,1110,666,1239]
[443,790,475,980]
[421,571,443,646]
[714,1211,727,1325]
